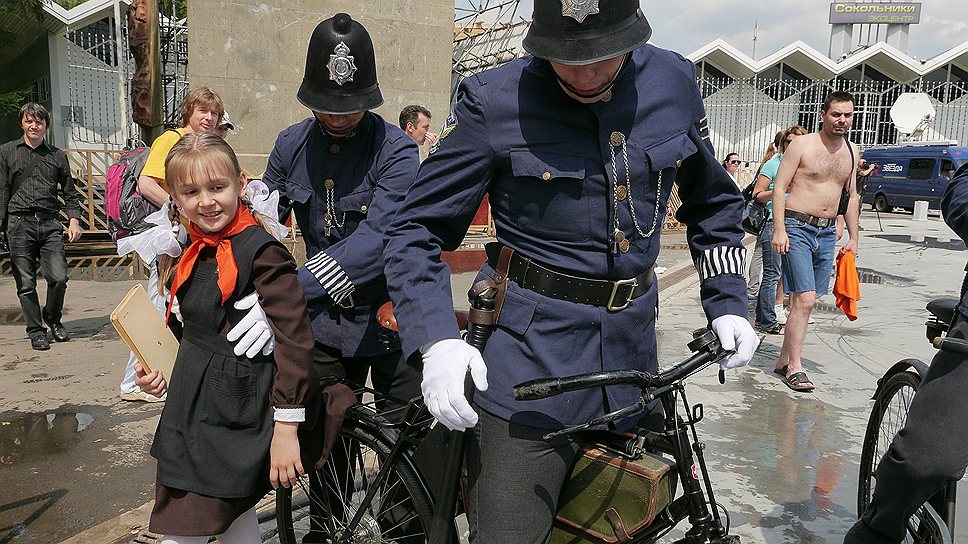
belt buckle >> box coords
[337,293,355,309]
[606,278,638,311]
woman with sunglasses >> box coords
[750,125,809,334]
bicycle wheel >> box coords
[276,406,437,544]
[857,368,950,544]
[858,370,920,514]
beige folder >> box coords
[111,284,178,380]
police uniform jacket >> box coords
[383,45,747,429]
[263,112,419,357]
[941,163,968,317]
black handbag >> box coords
[838,137,855,216]
[742,199,768,236]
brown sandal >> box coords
[784,371,816,392]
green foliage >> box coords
[161,0,188,20]
[53,0,91,8]
[0,89,28,117]
[0,0,45,47]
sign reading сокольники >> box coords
[828,2,921,25]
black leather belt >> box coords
[338,280,389,309]
[785,209,835,228]
[503,251,654,311]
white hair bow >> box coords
[245,180,289,241]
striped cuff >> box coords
[273,407,305,422]
[304,252,354,304]
[695,246,746,281]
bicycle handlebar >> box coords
[513,330,728,402]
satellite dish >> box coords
[890,92,935,141]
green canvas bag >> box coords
[550,443,678,543]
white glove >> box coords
[169,296,183,324]
[227,292,275,358]
[710,314,759,370]
[420,339,489,431]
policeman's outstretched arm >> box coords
[420,339,488,431]
[674,77,758,369]
[227,292,275,357]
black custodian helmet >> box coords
[297,13,384,114]
[523,0,652,65]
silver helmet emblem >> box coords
[561,0,599,23]
[327,41,357,86]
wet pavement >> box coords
[2,210,967,543]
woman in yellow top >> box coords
[118,87,224,402]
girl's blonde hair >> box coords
[158,132,272,295]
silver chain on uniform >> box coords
[323,183,346,236]
[609,132,663,241]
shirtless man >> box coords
[771,91,860,392]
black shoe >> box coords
[30,333,50,351]
[44,318,69,342]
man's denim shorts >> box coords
[781,217,837,296]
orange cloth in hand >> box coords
[834,248,860,321]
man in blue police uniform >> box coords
[382,1,759,542]
[254,13,421,542]
[845,163,968,543]
[260,12,420,403]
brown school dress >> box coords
[148,227,320,536]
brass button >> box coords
[600,89,612,103]
[619,239,631,253]
[324,179,335,189]
[541,171,551,181]
[360,204,368,212]
[615,185,628,201]
[330,144,340,154]
[609,131,624,147]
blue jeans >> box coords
[755,221,783,328]
[781,218,836,295]
[5,215,69,336]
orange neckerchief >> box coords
[168,205,259,318]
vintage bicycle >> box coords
[856,296,964,544]
[274,322,741,544]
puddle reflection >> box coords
[0,411,94,466]
[871,234,966,251]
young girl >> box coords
[134,132,316,544]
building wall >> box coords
[188,0,455,175]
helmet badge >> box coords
[327,41,357,86]
[560,0,599,23]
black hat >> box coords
[523,0,652,65]
[297,13,384,114]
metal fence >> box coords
[699,77,968,165]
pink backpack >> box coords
[105,146,156,242]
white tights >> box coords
[159,507,260,544]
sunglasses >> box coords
[728,160,742,165]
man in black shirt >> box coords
[0,103,82,350]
